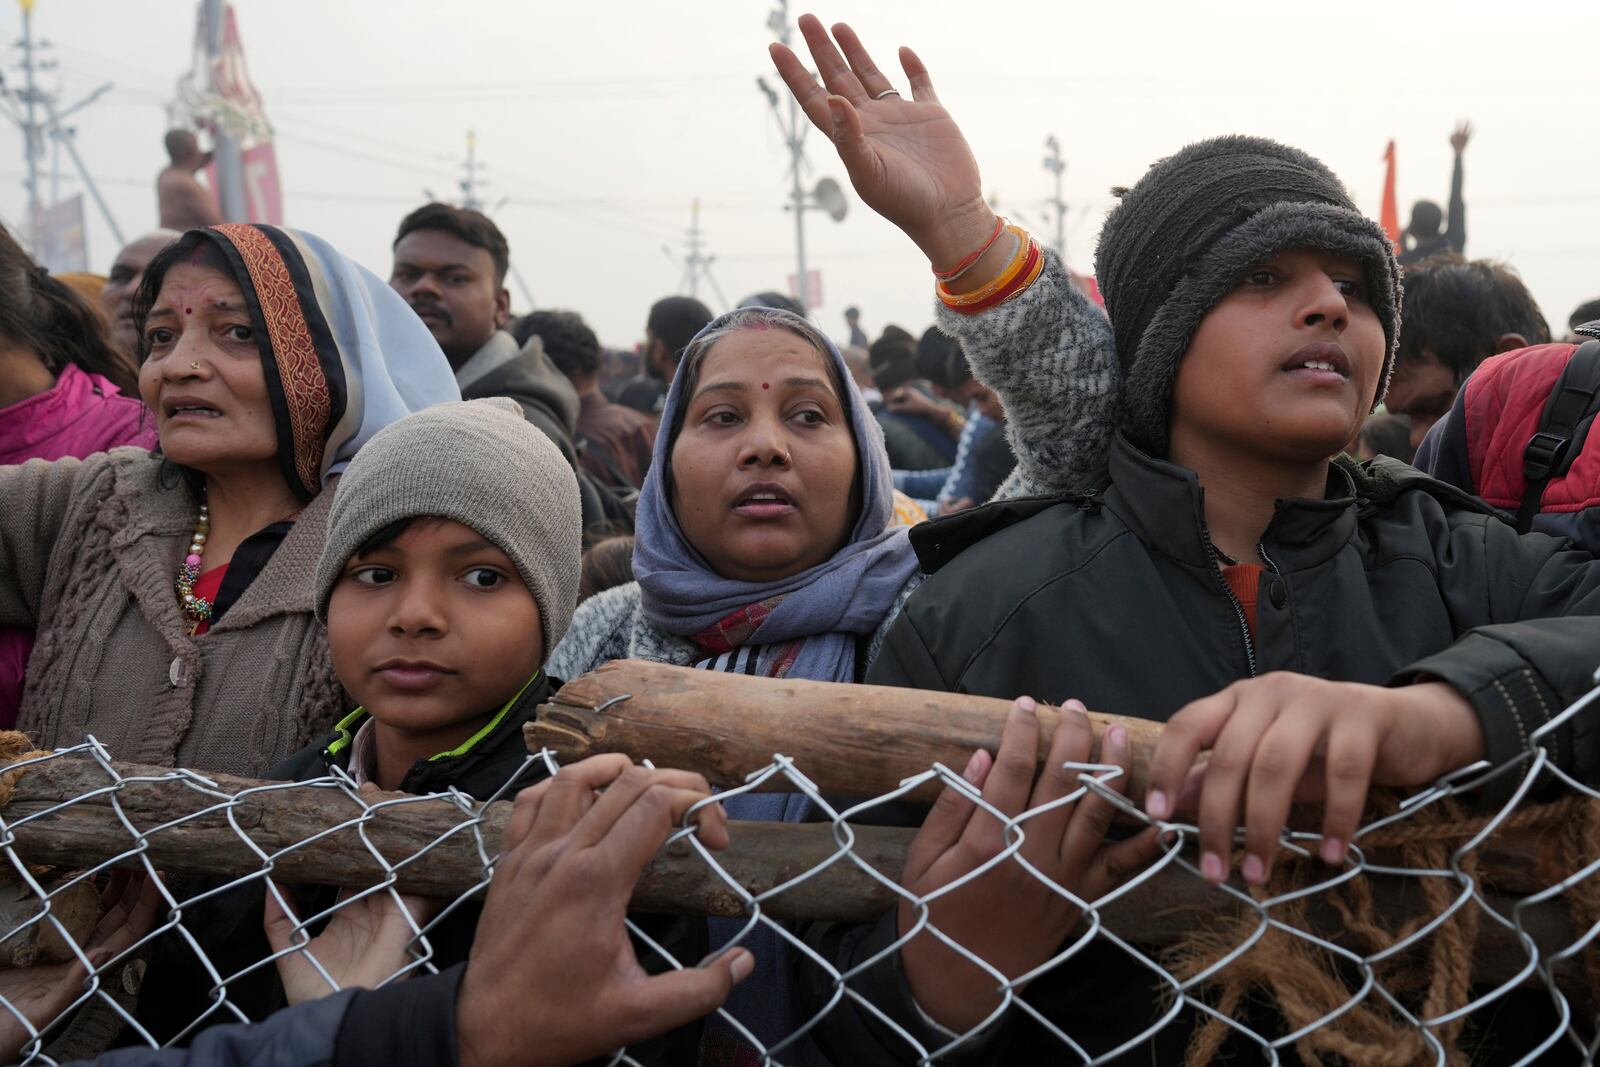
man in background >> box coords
[1399,121,1471,266]
[843,305,869,348]
[1384,255,1548,449]
[388,202,581,467]
[157,130,223,231]
[616,295,713,416]
[516,309,656,492]
[101,230,180,359]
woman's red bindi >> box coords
[762,382,770,390]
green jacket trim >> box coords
[322,671,543,764]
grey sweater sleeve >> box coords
[0,454,93,629]
[934,250,1117,499]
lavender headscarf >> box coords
[632,307,919,683]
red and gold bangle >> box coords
[959,239,1044,314]
[937,226,1043,314]
[937,226,1028,307]
[932,215,1006,281]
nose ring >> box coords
[189,362,200,371]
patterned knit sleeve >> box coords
[545,582,642,680]
[935,249,1117,497]
[0,454,93,629]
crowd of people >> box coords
[0,13,1598,1067]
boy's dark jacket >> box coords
[798,434,1600,1065]
[135,673,704,1064]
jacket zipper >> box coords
[1202,530,1258,678]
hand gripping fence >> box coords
[0,659,1594,1065]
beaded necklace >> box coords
[175,495,213,636]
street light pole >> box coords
[19,0,41,248]
[1043,135,1067,261]
[763,0,811,311]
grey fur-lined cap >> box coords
[313,397,582,658]
[1095,135,1401,456]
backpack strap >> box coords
[1519,339,1600,532]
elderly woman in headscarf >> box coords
[0,224,459,775]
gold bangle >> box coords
[936,226,1030,307]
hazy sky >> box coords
[2,0,1596,349]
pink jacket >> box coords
[1,364,157,727]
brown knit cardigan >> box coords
[0,448,345,775]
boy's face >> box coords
[327,518,543,741]
[1169,248,1386,467]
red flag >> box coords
[1379,140,1401,252]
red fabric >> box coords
[1379,140,1402,251]
[691,596,785,654]
[1463,343,1600,513]
[187,565,229,637]
[1222,563,1262,639]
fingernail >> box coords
[1201,851,1225,883]
[962,749,984,783]
[729,949,755,983]
[88,949,111,969]
[1016,695,1037,714]
[1321,837,1345,865]
[1064,698,1086,712]
[1241,854,1266,885]
[1146,790,1169,820]
[1107,725,1127,751]
[826,97,845,128]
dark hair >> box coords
[1357,413,1415,464]
[916,327,960,388]
[646,296,714,364]
[164,129,198,163]
[514,309,600,378]
[738,290,807,317]
[1570,298,1600,334]
[1407,200,1443,239]
[354,516,428,558]
[393,202,509,286]
[868,334,918,392]
[0,225,138,393]
[130,231,239,364]
[579,535,635,602]
[1397,255,1550,380]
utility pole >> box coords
[674,198,727,309]
[17,0,43,247]
[758,0,811,312]
[459,129,483,211]
[1043,135,1067,261]
[1,0,123,255]
[203,0,247,220]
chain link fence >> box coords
[0,662,1596,1066]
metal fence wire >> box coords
[0,668,1598,1067]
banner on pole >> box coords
[33,195,88,273]
[202,142,282,225]
[787,269,823,310]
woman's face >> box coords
[1169,248,1387,467]
[670,329,859,583]
[138,262,280,477]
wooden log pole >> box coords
[530,660,1168,805]
[0,752,1582,992]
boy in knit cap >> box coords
[769,22,1600,1059]
[137,399,710,1061]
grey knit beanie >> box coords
[1094,135,1402,456]
[314,397,582,657]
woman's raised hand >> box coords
[769,16,998,273]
